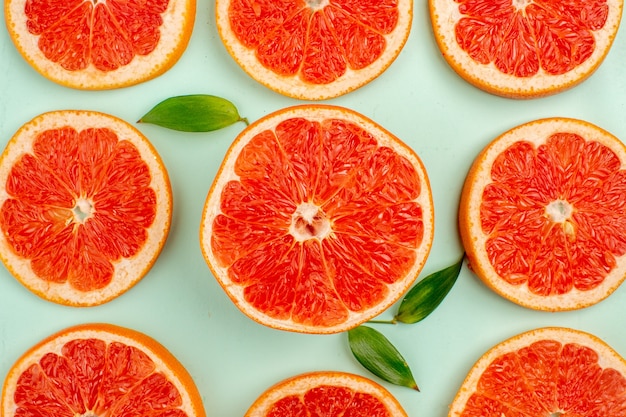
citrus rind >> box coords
[1,323,206,417]
[450,327,626,417]
[4,0,196,90]
[200,104,434,334]
[0,110,172,306]
[215,0,413,100]
[245,371,408,417]
[429,0,624,98]
[459,117,626,311]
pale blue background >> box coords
[2,1,626,416]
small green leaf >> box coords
[348,325,419,391]
[138,94,248,132]
[394,255,464,324]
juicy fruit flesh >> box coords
[228,0,399,84]
[461,338,626,416]
[211,116,425,327]
[268,385,391,417]
[13,337,188,417]
[25,0,170,71]
[480,132,626,296]
[454,0,608,77]
[0,126,157,292]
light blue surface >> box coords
[2,2,626,417]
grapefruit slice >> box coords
[459,117,626,311]
[429,0,624,98]
[244,371,408,417]
[0,110,172,306]
[5,0,196,90]
[200,104,434,334]
[216,0,413,100]
[1,323,206,417]
[450,327,626,417]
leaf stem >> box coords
[366,319,398,325]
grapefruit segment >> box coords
[430,0,623,98]
[244,371,408,417]
[216,0,413,100]
[200,105,434,334]
[5,0,196,89]
[0,110,172,306]
[459,117,626,310]
[1,323,205,417]
[449,327,626,417]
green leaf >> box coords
[138,94,248,132]
[394,255,464,324]
[348,325,419,391]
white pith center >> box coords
[545,199,572,223]
[512,0,532,11]
[306,0,329,11]
[290,202,331,242]
[73,197,94,223]
[545,199,576,237]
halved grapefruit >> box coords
[459,117,626,311]
[216,0,413,100]
[0,110,172,306]
[430,0,624,98]
[450,327,626,416]
[200,104,434,334]
[244,371,408,417]
[1,323,206,417]
[5,0,196,89]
